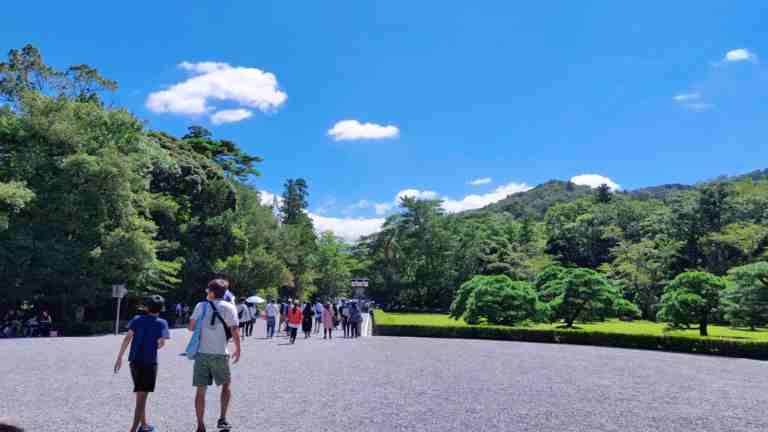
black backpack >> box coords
[207,300,232,341]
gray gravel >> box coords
[2,319,768,432]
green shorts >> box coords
[193,353,231,387]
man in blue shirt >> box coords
[114,295,170,432]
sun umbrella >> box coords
[246,295,265,304]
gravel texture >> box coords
[2,318,768,432]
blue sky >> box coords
[3,2,767,239]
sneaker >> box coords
[217,418,231,431]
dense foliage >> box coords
[362,159,768,330]
[4,44,768,335]
[450,275,541,325]
[0,45,360,322]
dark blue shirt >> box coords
[128,314,170,365]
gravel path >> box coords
[2,318,768,432]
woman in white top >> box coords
[237,300,253,340]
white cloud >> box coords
[371,183,531,215]
[468,177,492,186]
[570,174,621,191]
[210,109,253,125]
[673,93,700,102]
[309,213,385,242]
[374,202,393,215]
[441,182,532,213]
[327,120,399,141]
[259,190,282,207]
[146,61,287,123]
[673,92,714,111]
[258,190,381,241]
[724,48,757,63]
[396,189,439,201]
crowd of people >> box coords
[112,279,372,432]
[0,307,53,338]
[275,298,366,343]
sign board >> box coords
[351,278,369,288]
[112,284,127,298]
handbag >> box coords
[183,302,208,360]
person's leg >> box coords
[193,356,214,431]
[220,382,231,422]
[137,392,149,428]
[130,392,142,432]
[195,387,206,430]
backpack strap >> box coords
[207,300,232,341]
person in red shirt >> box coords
[286,301,303,344]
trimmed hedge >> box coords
[373,323,768,360]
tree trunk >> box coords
[564,314,575,328]
[699,315,708,336]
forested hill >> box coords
[465,169,768,220]
[473,181,593,219]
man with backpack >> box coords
[188,279,241,432]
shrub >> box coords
[450,275,543,325]
[464,280,541,326]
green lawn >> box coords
[375,311,768,342]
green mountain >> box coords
[476,180,593,219]
[466,169,768,219]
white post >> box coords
[115,296,122,336]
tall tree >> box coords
[277,178,316,299]
[281,178,310,225]
[658,272,726,336]
[723,262,768,330]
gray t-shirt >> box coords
[192,300,239,355]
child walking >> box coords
[114,295,171,432]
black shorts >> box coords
[130,363,158,393]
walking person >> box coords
[286,301,302,344]
[322,303,334,339]
[302,303,314,339]
[313,301,323,335]
[332,303,339,329]
[281,299,294,337]
[340,302,351,338]
[188,279,241,432]
[277,300,286,335]
[237,299,252,340]
[247,302,257,337]
[114,295,170,432]
[349,302,362,338]
[264,300,277,338]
